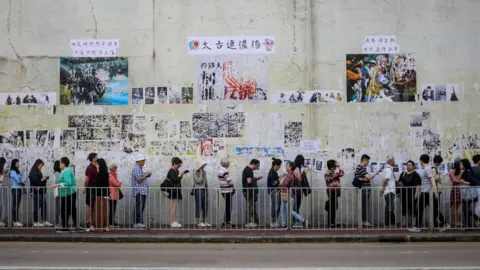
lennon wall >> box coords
[0,0,479,226]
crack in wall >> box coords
[7,0,23,67]
[89,0,98,38]
[152,0,156,57]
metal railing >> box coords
[0,185,478,231]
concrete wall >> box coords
[0,0,479,227]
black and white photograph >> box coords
[133,116,147,134]
[85,115,106,127]
[180,121,192,139]
[156,87,168,104]
[422,129,441,156]
[68,115,85,128]
[61,129,76,148]
[304,158,313,169]
[127,134,146,150]
[284,121,302,148]
[225,112,246,137]
[168,121,180,139]
[121,115,133,133]
[145,87,155,104]
[370,162,378,173]
[131,88,144,104]
[468,133,480,149]
[192,113,215,138]
[313,159,324,173]
[181,87,194,104]
[25,130,35,148]
[409,112,430,128]
[47,131,57,148]
[10,131,25,148]
[151,117,167,139]
[77,128,112,141]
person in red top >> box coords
[108,162,123,228]
[324,160,344,228]
[279,162,306,229]
[449,159,463,227]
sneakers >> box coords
[133,223,146,228]
[197,222,206,228]
[439,223,451,232]
[270,222,280,228]
[0,221,6,227]
[42,221,53,227]
[109,223,119,228]
[245,222,258,228]
[13,222,23,227]
[170,222,182,228]
[292,222,303,228]
[363,221,373,227]
[204,222,212,227]
[408,226,421,233]
[33,222,44,228]
[302,220,308,229]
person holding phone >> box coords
[10,159,24,227]
[242,159,263,228]
[29,159,53,227]
[167,157,186,228]
[131,155,152,229]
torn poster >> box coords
[419,84,460,103]
[409,112,431,129]
[233,147,284,157]
[192,112,245,138]
[197,55,267,103]
[272,90,342,104]
[179,121,192,139]
[422,129,441,157]
[200,138,214,156]
[59,57,128,105]
[335,148,356,173]
[284,122,302,148]
[300,140,321,153]
[0,92,57,106]
[188,36,275,55]
[346,53,416,103]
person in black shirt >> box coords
[397,160,421,227]
[29,159,52,227]
[166,157,187,228]
[242,159,263,227]
[267,158,284,228]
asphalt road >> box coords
[0,242,479,268]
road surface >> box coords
[0,242,478,268]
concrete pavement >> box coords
[0,243,479,268]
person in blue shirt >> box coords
[10,159,24,227]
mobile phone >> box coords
[183,170,190,174]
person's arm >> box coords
[293,168,302,182]
[460,171,471,185]
[381,168,392,188]
[168,169,182,185]
[427,168,438,197]
[246,170,254,184]
[279,174,293,188]
[109,174,122,187]
[134,168,149,183]
[10,171,21,186]
[193,170,204,184]
[29,171,41,186]
[337,169,345,178]
[364,170,380,181]
[449,170,462,184]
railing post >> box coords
[216,187,220,231]
[357,188,362,232]
[429,188,434,231]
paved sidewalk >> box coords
[0,229,480,243]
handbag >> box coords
[161,178,173,197]
[280,190,288,202]
[118,189,124,200]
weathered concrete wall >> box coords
[0,0,479,227]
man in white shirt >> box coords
[382,155,396,227]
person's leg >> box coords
[141,195,147,224]
[71,193,77,228]
[400,192,407,226]
[280,200,287,227]
[243,194,250,224]
[327,190,335,226]
[194,189,201,222]
[108,199,114,226]
[134,194,141,224]
[270,191,277,223]
[33,192,40,223]
[170,199,178,224]
[288,197,305,223]
[60,196,68,228]
[201,189,207,221]
[253,196,259,224]
[55,196,61,226]
[361,188,368,223]
[40,192,47,222]
[416,193,426,228]
[102,197,108,229]
[432,196,444,227]
[222,193,231,225]
[11,189,20,222]
[389,193,396,226]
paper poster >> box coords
[346,53,416,103]
[60,57,128,105]
[200,138,214,156]
[188,36,275,55]
[363,36,397,45]
[213,138,226,156]
[284,122,302,148]
[168,87,193,104]
[0,92,57,106]
[409,112,431,129]
[313,159,324,173]
[272,90,342,104]
[192,112,245,138]
[197,55,267,103]
[300,140,321,153]
[233,147,284,157]
[362,36,399,54]
[70,39,119,57]
[419,84,460,103]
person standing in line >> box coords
[268,158,283,228]
[292,155,312,228]
[472,155,480,174]
[131,155,151,228]
[0,157,7,227]
[218,158,235,228]
[242,159,263,228]
[432,155,446,226]
[108,163,122,228]
[52,157,78,233]
[93,158,110,232]
[324,159,344,228]
[397,160,421,227]
[352,154,380,227]
[381,156,397,228]
[448,159,463,227]
[408,154,450,233]
[84,153,98,231]
[29,159,53,227]
[53,160,62,228]
[166,157,186,228]
[459,159,479,228]
[10,159,24,227]
[193,157,210,227]
[279,162,307,228]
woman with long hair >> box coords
[0,157,7,227]
[279,162,306,228]
[449,159,463,227]
[460,159,478,228]
[267,158,283,227]
[53,160,61,227]
[52,157,78,233]
[29,159,53,227]
[93,158,110,232]
[10,159,24,227]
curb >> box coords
[1,233,480,243]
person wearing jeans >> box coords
[193,158,209,227]
[267,158,283,228]
[10,159,24,227]
[382,156,396,228]
[29,159,53,227]
[52,157,78,233]
[218,158,234,228]
[131,155,151,228]
[324,160,344,228]
[280,162,306,228]
[0,157,7,227]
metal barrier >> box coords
[0,185,478,231]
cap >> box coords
[386,155,394,162]
[136,155,147,162]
